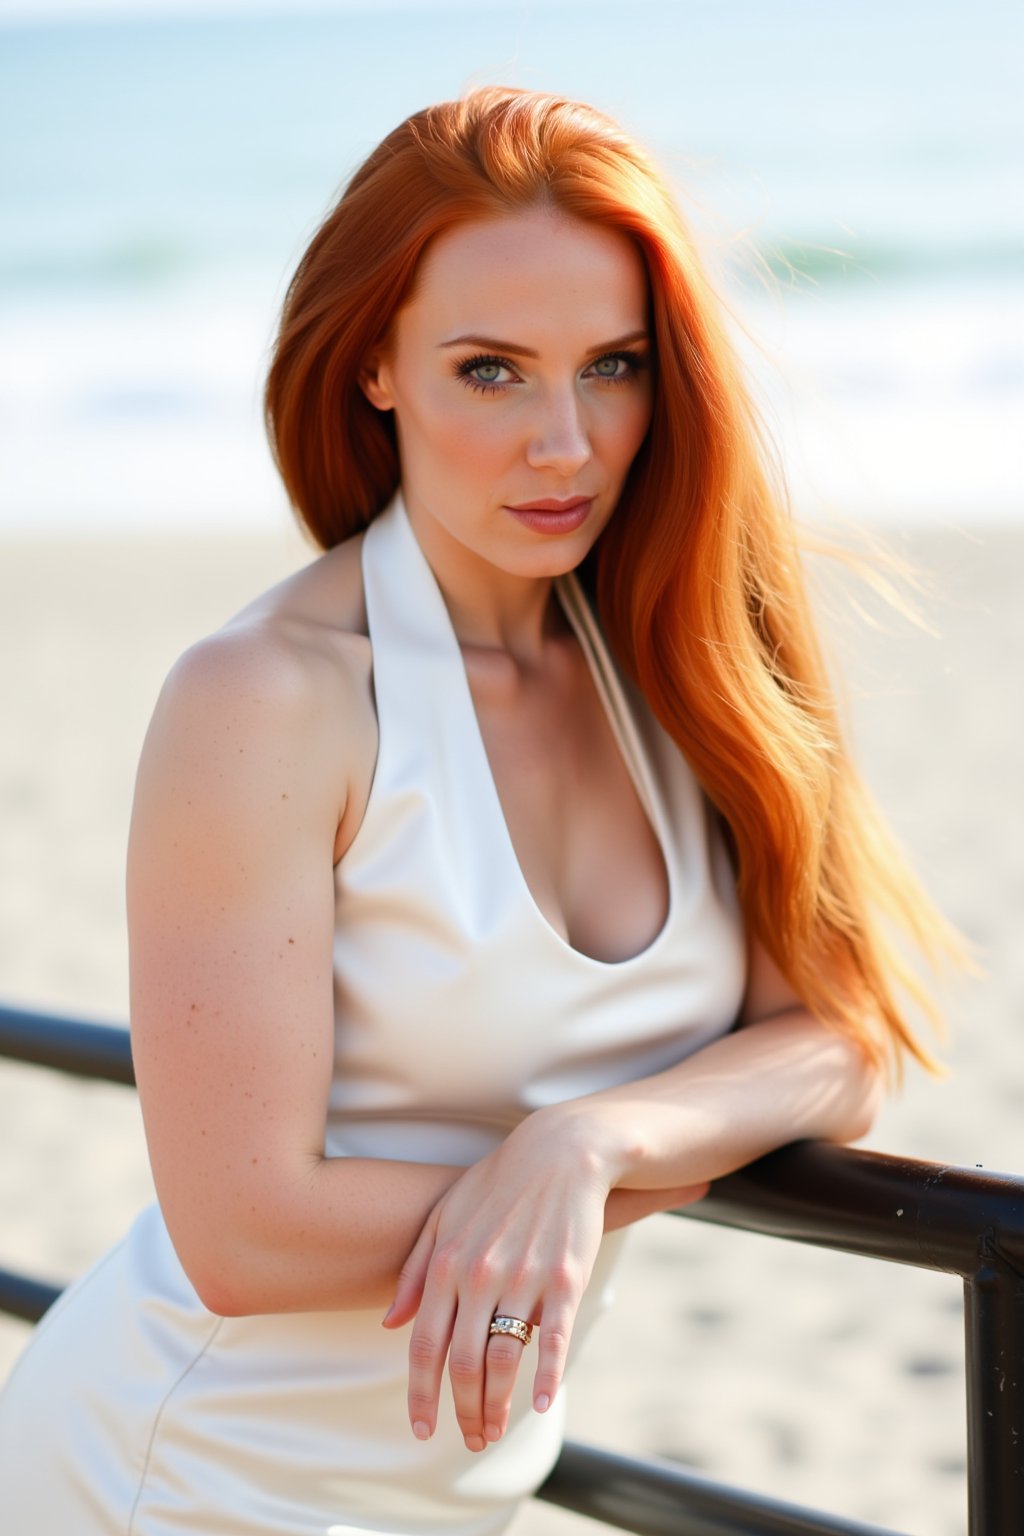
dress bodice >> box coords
[327,495,746,1166]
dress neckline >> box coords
[376,494,677,970]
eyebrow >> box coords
[438,329,651,357]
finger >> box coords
[531,1275,581,1415]
[384,1212,438,1330]
[481,1309,536,1443]
[405,1267,457,1442]
[445,1293,498,1451]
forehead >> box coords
[401,208,649,340]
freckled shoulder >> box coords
[140,532,379,865]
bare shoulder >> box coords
[171,530,371,706]
[137,533,376,863]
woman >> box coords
[0,87,952,1534]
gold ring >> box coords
[488,1314,533,1346]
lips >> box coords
[502,496,595,535]
[506,496,593,513]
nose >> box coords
[524,385,593,476]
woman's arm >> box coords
[386,939,882,1450]
[127,625,689,1318]
[551,937,883,1196]
[128,623,469,1316]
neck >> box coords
[402,497,567,664]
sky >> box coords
[0,0,589,19]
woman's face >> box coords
[361,206,654,581]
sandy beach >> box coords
[1,521,1020,1536]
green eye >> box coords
[456,354,517,393]
[593,356,622,377]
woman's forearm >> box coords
[179,1150,688,1319]
[185,1155,462,1317]
[546,1009,883,1195]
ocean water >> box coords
[1,0,1021,532]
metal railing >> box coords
[1,1002,1022,1536]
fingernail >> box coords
[381,1305,395,1326]
[484,1422,502,1442]
[413,1420,431,1441]
[465,1433,486,1453]
[534,1393,550,1413]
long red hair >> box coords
[265,86,956,1073]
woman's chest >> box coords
[465,637,669,965]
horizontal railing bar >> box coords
[681,1140,1024,1278]
[538,1439,903,1536]
[0,1006,134,1085]
[0,1267,61,1325]
[5,1005,1024,1279]
[13,1004,1023,1535]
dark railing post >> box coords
[964,1246,1024,1535]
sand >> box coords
[1,521,1021,1536]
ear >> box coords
[358,350,395,412]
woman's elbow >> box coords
[158,1190,292,1317]
[188,1265,249,1319]
[164,1222,260,1317]
[826,1037,886,1145]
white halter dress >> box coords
[0,496,746,1535]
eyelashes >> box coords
[454,350,648,395]
[455,355,514,394]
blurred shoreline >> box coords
[3,3,1022,539]
[1,520,1020,1535]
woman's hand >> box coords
[382,1110,707,1452]
[380,943,881,1454]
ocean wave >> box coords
[3,233,1020,301]
[739,239,1024,288]
[0,238,205,293]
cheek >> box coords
[394,387,472,471]
[606,391,654,468]
[417,391,518,473]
